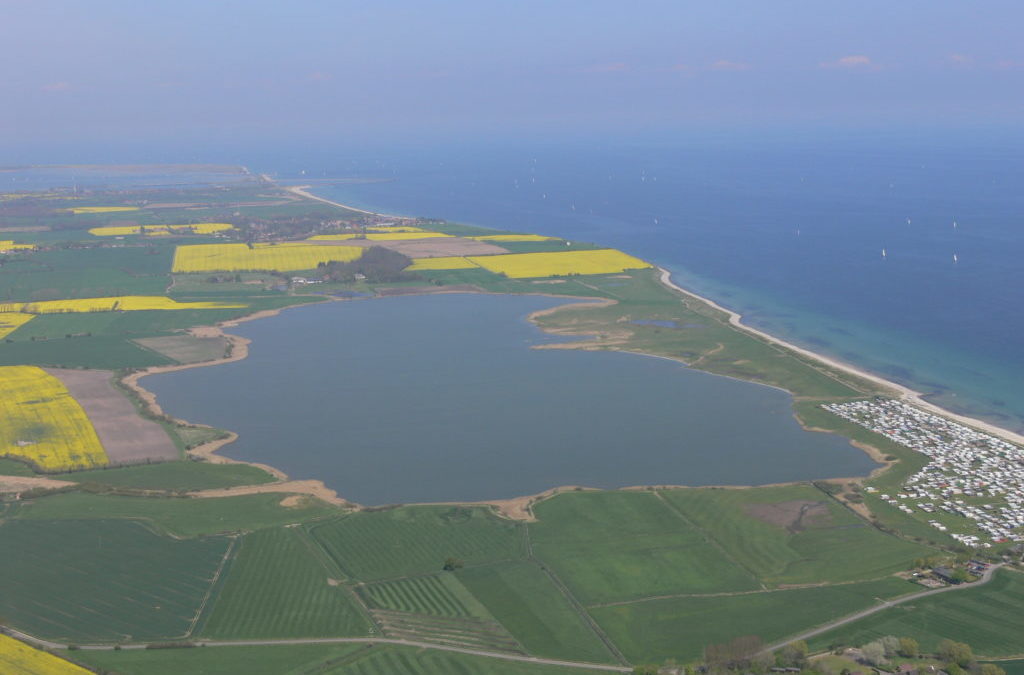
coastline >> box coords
[108,185,1023,521]
[283,185,403,218]
[655,267,1024,448]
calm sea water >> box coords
[143,294,876,504]
[270,132,1024,432]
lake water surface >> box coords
[144,293,877,504]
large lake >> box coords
[144,294,878,504]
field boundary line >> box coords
[186,534,239,638]
[654,490,764,589]
[290,526,383,635]
[524,525,629,666]
[585,576,892,609]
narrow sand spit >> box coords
[187,480,349,506]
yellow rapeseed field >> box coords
[0,366,107,471]
[173,242,363,273]
[0,241,37,251]
[405,257,481,271]
[308,232,451,241]
[67,206,140,214]
[89,223,235,237]
[0,296,245,314]
[468,249,651,278]
[0,634,91,675]
[0,312,35,338]
[472,234,560,242]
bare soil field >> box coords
[746,500,833,533]
[46,368,179,465]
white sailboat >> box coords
[882,248,887,259]
[953,253,959,263]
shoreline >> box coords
[283,185,404,218]
[110,187,1024,521]
[655,267,1024,448]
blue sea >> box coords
[258,129,1024,433]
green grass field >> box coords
[360,572,493,619]
[68,643,371,675]
[590,577,917,664]
[199,527,372,639]
[0,247,173,302]
[458,560,617,664]
[808,569,1024,657]
[659,485,934,585]
[308,506,524,581]
[72,643,615,675]
[529,491,758,604]
[0,519,229,642]
[57,460,274,490]
[14,492,340,537]
[0,334,175,369]
[0,457,35,475]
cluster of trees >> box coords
[860,636,920,665]
[318,246,418,283]
[632,636,1008,675]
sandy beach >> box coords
[655,267,1024,448]
[283,185,404,218]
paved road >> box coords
[764,564,1004,653]
[1,629,631,673]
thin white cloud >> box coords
[819,55,876,69]
[40,81,71,92]
[947,53,973,66]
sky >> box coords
[3,1,1023,149]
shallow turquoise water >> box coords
[143,294,877,504]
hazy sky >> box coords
[4,1,1023,147]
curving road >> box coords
[764,564,1005,653]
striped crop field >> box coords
[0,634,90,675]
[0,519,230,643]
[360,573,493,618]
[0,296,245,314]
[321,644,605,675]
[308,507,524,582]
[471,234,560,242]
[308,232,452,241]
[468,249,651,278]
[372,610,521,653]
[0,312,35,338]
[0,240,37,251]
[200,527,371,639]
[0,366,107,471]
[173,242,363,272]
[67,206,140,214]
[89,223,235,236]
[405,256,481,271]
